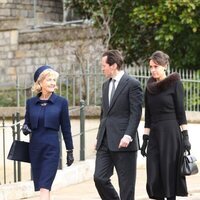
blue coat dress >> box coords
[24,93,73,191]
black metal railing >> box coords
[0,65,199,111]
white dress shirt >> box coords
[108,70,132,142]
[109,70,124,104]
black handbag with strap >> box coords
[181,150,198,176]
[7,140,30,163]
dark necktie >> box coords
[110,79,116,104]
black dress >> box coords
[144,73,188,199]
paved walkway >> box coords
[24,163,200,200]
[16,123,200,200]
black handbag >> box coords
[181,150,198,176]
[7,140,30,163]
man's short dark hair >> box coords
[102,50,124,70]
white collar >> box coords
[112,70,124,82]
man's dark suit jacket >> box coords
[96,73,143,151]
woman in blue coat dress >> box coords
[22,65,74,200]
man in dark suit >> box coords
[94,50,143,200]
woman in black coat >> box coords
[141,51,191,200]
[22,65,74,200]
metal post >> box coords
[16,75,20,107]
[80,100,85,161]
[2,115,6,184]
[16,112,21,181]
[63,0,66,23]
[86,61,90,105]
[12,113,17,182]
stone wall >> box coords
[0,25,104,85]
[0,23,104,86]
[0,1,104,87]
[0,0,63,29]
[0,28,18,83]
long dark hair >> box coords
[149,50,170,68]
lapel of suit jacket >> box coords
[102,79,110,113]
[108,73,128,111]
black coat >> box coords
[145,73,188,198]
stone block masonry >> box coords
[0,25,104,85]
[0,0,63,27]
[0,1,105,88]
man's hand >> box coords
[118,135,132,148]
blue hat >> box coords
[34,65,53,82]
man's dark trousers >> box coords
[94,135,137,200]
